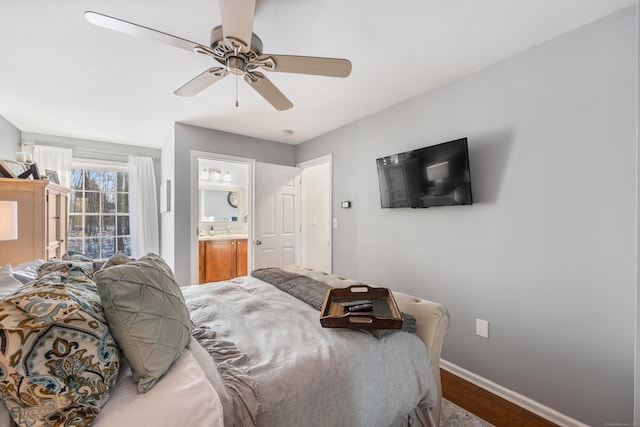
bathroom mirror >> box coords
[200,188,244,222]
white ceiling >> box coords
[0,0,635,149]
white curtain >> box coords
[128,156,160,258]
[32,145,72,188]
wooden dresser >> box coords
[0,178,70,265]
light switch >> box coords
[476,319,489,338]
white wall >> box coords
[300,161,331,272]
[297,7,636,426]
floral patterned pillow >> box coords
[0,261,120,427]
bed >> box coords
[0,255,450,427]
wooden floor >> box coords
[441,369,560,427]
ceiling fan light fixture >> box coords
[227,56,247,75]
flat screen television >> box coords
[376,137,473,208]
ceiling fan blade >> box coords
[174,67,228,97]
[257,54,352,78]
[219,0,256,52]
[244,72,293,111]
[85,11,208,54]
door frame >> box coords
[190,150,255,285]
[297,154,332,273]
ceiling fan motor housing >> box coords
[210,25,263,62]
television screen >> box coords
[376,138,472,208]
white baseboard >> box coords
[440,359,589,427]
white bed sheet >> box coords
[93,339,224,427]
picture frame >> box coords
[17,162,41,180]
[0,160,27,178]
[27,162,41,180]
[45,169,60,184]
[0,160,15,178]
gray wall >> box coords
[22,132,161,167]
[297,7,636,426]
[160,132,176,272]
[169,123,296,284]
[21,133,161,190]
[637,4,640,422]
[0,115,21,160]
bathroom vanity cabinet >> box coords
[199,237,248,283]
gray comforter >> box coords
[182,276,437,427]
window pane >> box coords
[86,192,101,213]
[117,216,129,236]
[103,192,116,213]
[102,171,116,192]
[101,238,115,258]
[102,216,115,236]
[69,215,84,238]
[117,172,128,192]
[85,215,100,236]
[117,193,129,214]
[85,238,100,258]
[67,238,83,254]
[71,169,83,190]
[84,170,101,191]
[117,237,131,256]
[70,191,84,213]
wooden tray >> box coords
[320,285,404,330]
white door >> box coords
[254,162,300,269]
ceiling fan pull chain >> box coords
[235,75,239,107]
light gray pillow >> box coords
[0,265,22,299]
[95,253,192,393]
[11,259,44,284]
[100,252,132,270]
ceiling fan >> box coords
[85,0,352,111]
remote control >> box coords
[341,300,372,309]
[345,303,374,313]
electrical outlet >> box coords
[476,319,489,338]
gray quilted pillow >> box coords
[95,253,192,393]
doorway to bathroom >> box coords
[191,152,331,283]
[190,152,254,285]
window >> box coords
[67,165,131,258]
